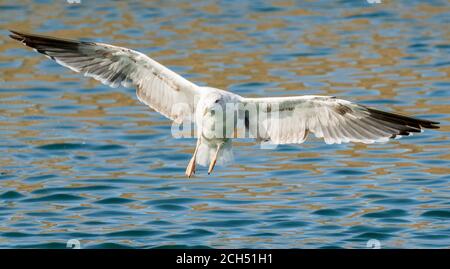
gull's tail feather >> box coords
[196,140,233,167]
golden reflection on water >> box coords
[0,0,449,248]
[0,1,450,173]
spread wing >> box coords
[9,30,208,123]
[241,95,439,144]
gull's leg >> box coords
[185,140,200,178]
[208,142,223,175]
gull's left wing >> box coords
[9,30,208,123]
[241,95,439,145]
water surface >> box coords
[0,0,449,248]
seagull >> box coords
[9,30,440,177]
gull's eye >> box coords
[214,99,220,103]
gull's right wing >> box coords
[10,30,209,123]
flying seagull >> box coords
[9,30,440,177]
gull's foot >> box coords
[185,158,196,178]
[208,158,216,175]
[208,142,223,175]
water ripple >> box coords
[0,0,449,249]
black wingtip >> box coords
[9,30,31,43]
[9,34,21,41]
[7,30,84,53]
[366,107,440,130]
[9,30,22,41]
[9,29,24,37]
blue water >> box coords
[0,0,449,248]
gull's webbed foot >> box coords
[185,157,196,178]
[208,142,223,175]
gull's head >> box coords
[195,91,227,136]
[200,92,224,116]
[196,90,239,140]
